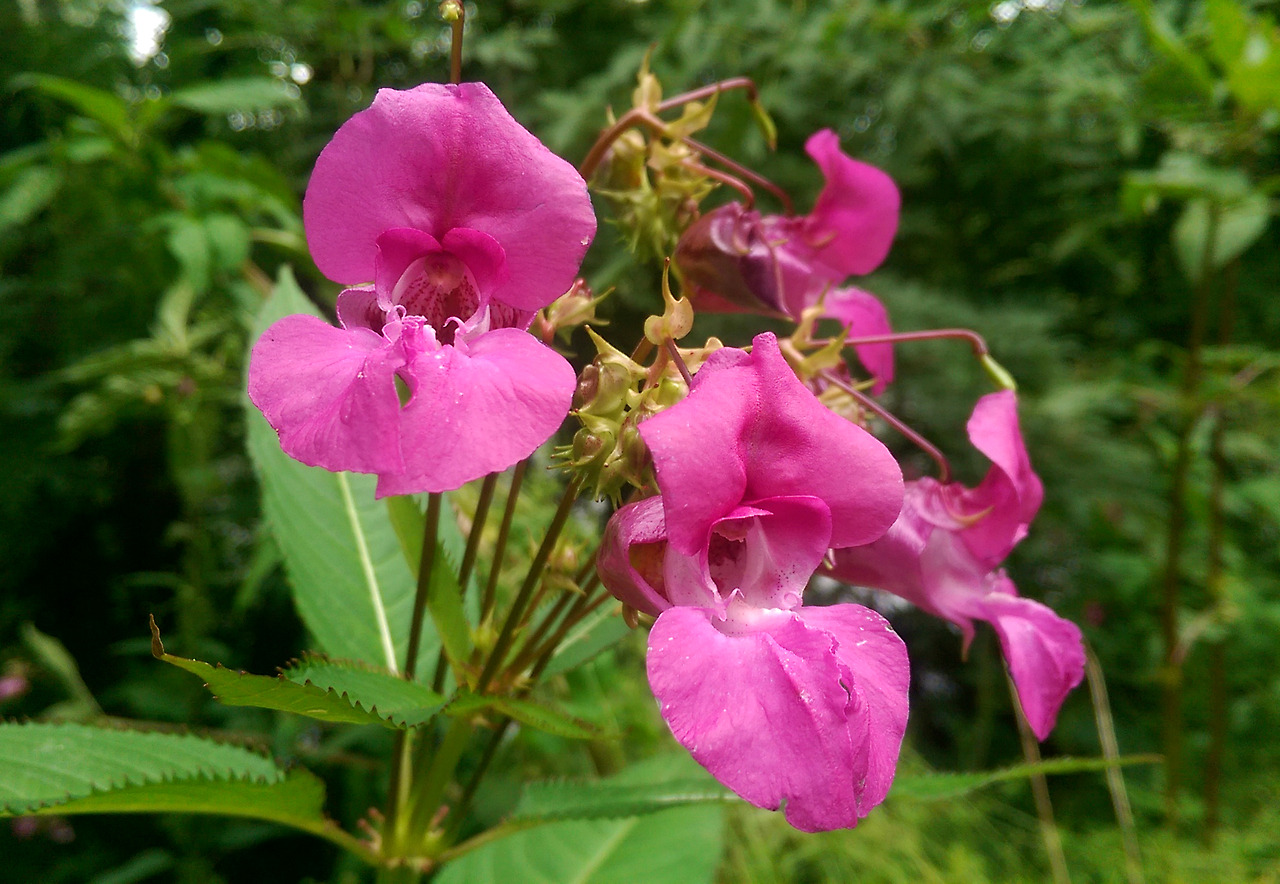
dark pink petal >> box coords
[441,227,509,297]
[248,314,404,474]
[796,604,910,811]
[958,391,1044,566]
[801,129,900,279]
[375,228,443,300]
[641,332,902,555]
[596,496,672,617]
[979,578,1085,741]
[376,328,574,495]
[304,83,594,312]
[824,287,895,395]
[647,607,863,832]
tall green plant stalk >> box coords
[1203,258,1238,843]
[1160,204,1218,828]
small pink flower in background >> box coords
[249,83,596,495]
[598,333,909,832]
[827,391,1085,740]
[675,130,899,391]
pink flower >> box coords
[674,130,899,391]
[249,83,596,495]
[597,333,909,831]
[827,391,1085,740]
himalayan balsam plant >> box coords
[1,6,1091,881]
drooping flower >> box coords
[597,333,909,832]
[674,130,899,390]
[826,391,1085,740]
[249,83,596,495]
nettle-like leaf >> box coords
[0,722,324,827]
[282,656,447,728]
[150,618,445,729]
[888,755,1161,802]
[246,267,435,676]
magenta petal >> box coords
[374,229,443,300]
[824,286,895,394]
[596,496,672,617]
[248,315,404,474]
[958,392,1044,567]
[376,328,574,495]
[304,83,594,311]
[441,227,509,300]
[979,579,1085,740]
[647,607,863,832]
[802,129,900,278]
[796,604,910,811]
[641,332,903,555]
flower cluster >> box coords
[248,74,1085,837]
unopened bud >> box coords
[644,263,695,344]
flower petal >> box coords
[958,391,1044,566]
[375,328,574,495]
[802,129,900,278]
[979,578,1085,741]
[795,604,910,811]
[248,314,404,474]
[824,287,894,395]
[596,496,672,617]
[647,606,863,832]
[641,332,902,555]
[304,83,594,312]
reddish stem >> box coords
[822,370,952,482]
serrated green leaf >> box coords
[0,721,284,814]
[167,78,299,115]
[0,722,372,859]
[888,755,1161,802]
[246,268,435,677]
[283,656,446,728]
[446,692,604,740]
[150,618,443,728]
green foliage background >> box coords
[1,0,1278,881]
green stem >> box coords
[386,493,442,853]
[1085,645,1145,884]
[480,460,528,622]
[1203,258,1238,844]
[476,474,584,694]
[1008,672,1072,884]
[1160,203,1218,828]
[405,715,474,849]
[405,493,443,679]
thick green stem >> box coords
[406,715,474,849]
